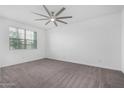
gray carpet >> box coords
[0,58,124,88]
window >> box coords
[9,27,37,50]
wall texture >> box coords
[0,16,46,67]
[0,12,122,71]
[121,9,124,73]
[46,13,121,71]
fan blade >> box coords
[53,21,58,26]
[56,19,67,24]
[43,5,51,17]
[57,16,72,19]
[32,12,49,18]
[55,7,65,16]
[35,18,48,21]
[45,20,51,25]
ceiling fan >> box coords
[33,5,72,27]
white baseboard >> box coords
[0,57,45,68]
[46,57,121,72]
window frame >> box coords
[9,26,37,50]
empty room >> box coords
[0,4,124,88]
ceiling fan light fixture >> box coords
[33,5,72,27]
[50,18,55,22]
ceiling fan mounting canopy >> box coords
[33,5,72,27]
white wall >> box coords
[0,16,46,67]
[0,11,122,71]
[121,9,124,73]
[46,13,121,71]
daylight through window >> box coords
[9,27,37,50]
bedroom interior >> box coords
[0,5,124,88]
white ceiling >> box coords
[0,5,123,29]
